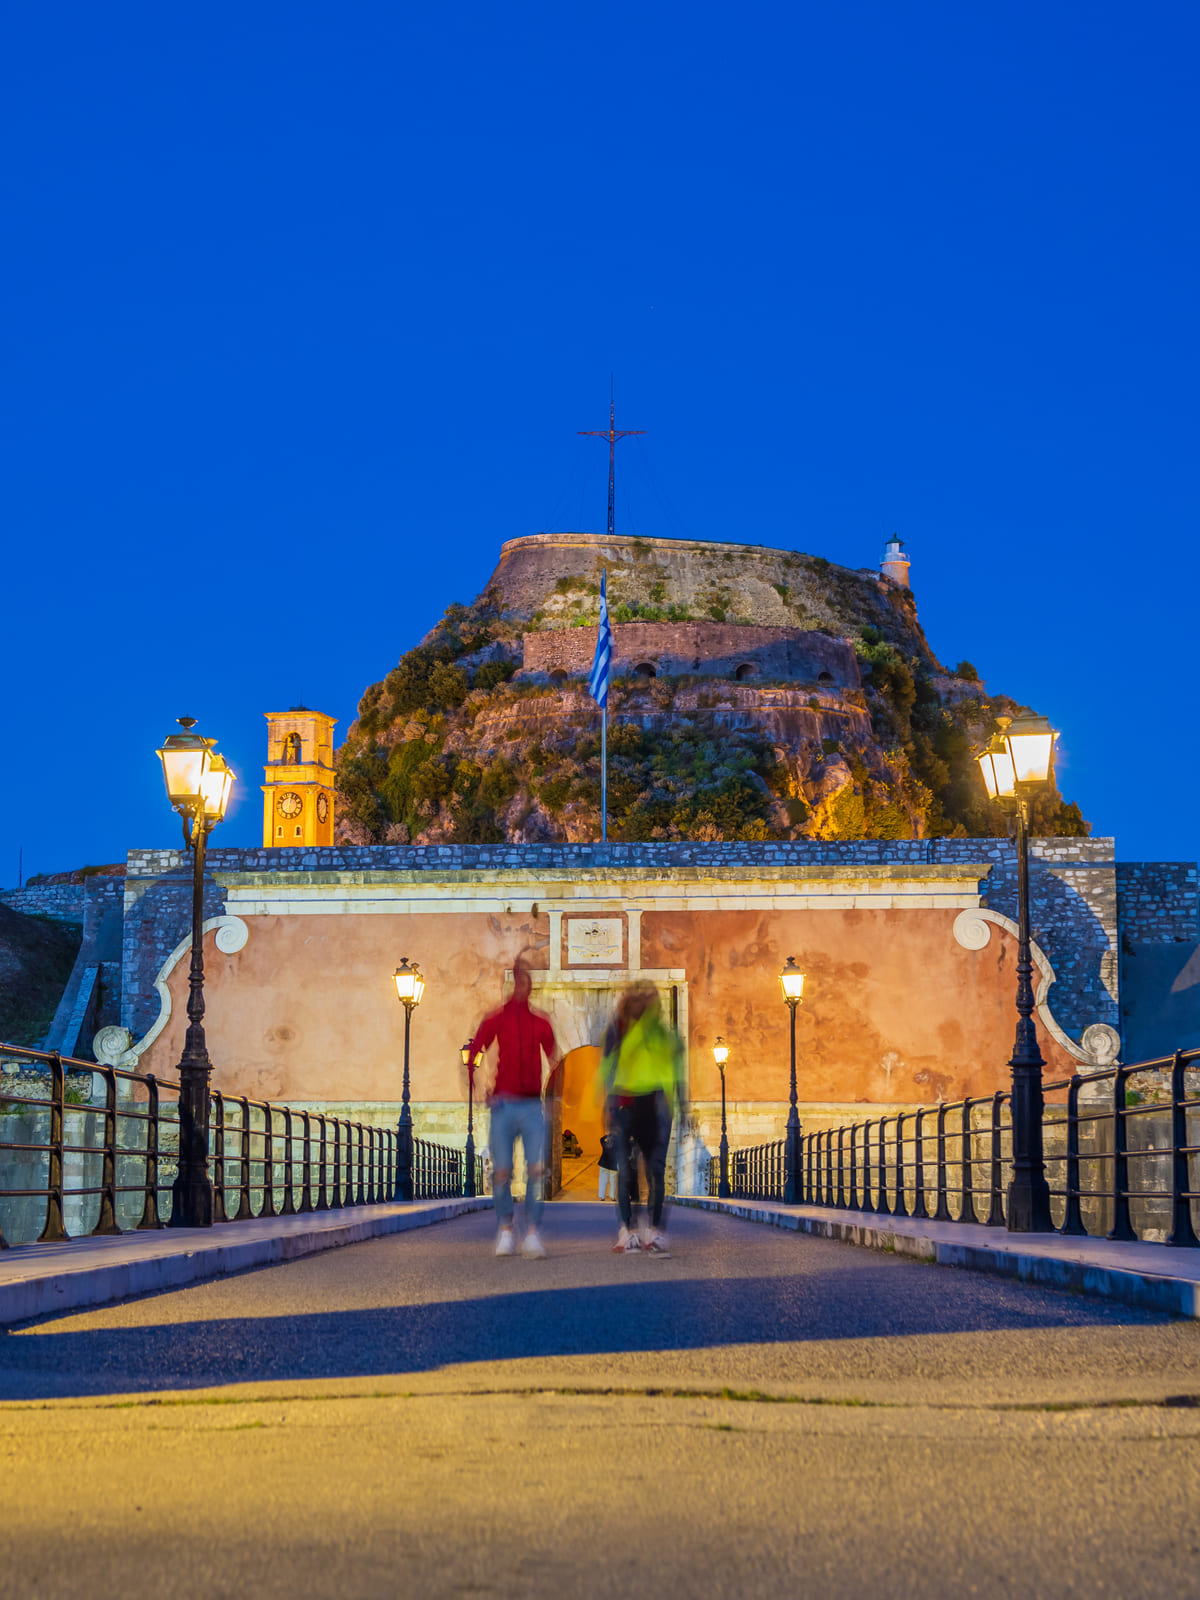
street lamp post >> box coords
[392,958,425,1201]
[156,717,236,1228]
[712,1036,731,1198]
[977,712,1057,1233]
[779,957,806,1204]
[460,1041,482,1198]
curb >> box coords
[675,1196,1200,1320]
[0,1197,493,1326]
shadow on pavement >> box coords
[0,1264,1139,1400]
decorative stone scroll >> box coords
[952,909,1120,1065]
[123,915,250,1063]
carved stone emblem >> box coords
[566,917,623,965]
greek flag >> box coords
[588,569,612,709]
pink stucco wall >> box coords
[138,904,1071,1109]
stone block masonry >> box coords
[1,884,86,923]
[522,621,861,689]
[1116,862,1199,946]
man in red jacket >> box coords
[467,958,558,1258]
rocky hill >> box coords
[335,533,1088,845]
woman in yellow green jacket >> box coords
[600,984,685,1256]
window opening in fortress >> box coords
[634,662,657,678]
[734,662,759,680]
[549,668,567,684]
[818,670,833,683]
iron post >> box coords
[718,1059,730,1198]
[1006,797,1053,1231]
[171,815,214,1227]
[784,997,802,1204]
[464,1059,476,1199]
[396,1001,414,1201]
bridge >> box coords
[2,1042,1200,1596]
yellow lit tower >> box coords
[262,707,337,848]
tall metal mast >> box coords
[578,382,644,538]
[580,386,643,847]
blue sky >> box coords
[3,2,1197,877]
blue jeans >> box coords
[488,1096,546,1229]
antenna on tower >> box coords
[578,378,645,540]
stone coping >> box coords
[124,838,1119,877]
[212,862,995,890]
[675,1196,1200,1320]
[0,1198,492,1326]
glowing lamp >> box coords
[393,958,426,1009]
[779,957,806,1006]
[460,1041,482,1069]
[712,1036,729,1068]
[976,730,1017,801]
[977,713,1056,800]
[157,717,214,814]
[199,751,236,825]
[1006,713,1056,785]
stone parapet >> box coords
[125,836,1119,876]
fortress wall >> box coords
[1116,862,1200,946]
[0,876,124,931]
[119,838,1120,1050]
[523,622,861,688]
[0,884,86,923]
[481,531,930,657]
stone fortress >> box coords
[497,527,914,692]
[3,529,1199,1191]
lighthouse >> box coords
[880,534,911,588]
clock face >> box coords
[317,791,329,824]
[278,791,304,819]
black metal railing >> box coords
[707,1138,786,1200]
[706,1046,1200,1246]
[0,1042,481,1246]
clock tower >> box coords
[262,707,338,848]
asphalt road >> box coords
[3,1204,1200,1598]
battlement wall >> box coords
[522,622,861,688]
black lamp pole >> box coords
[396,1001,414,1202]
[784,996,801,1204]
[717,1057,730,1198]
[1006,794,1053,1231]
[462,1045,477,1199]
[171,812,215,1228]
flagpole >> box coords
[601,702,607,843]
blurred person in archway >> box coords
[597,1131,618,1200]
[600,983,685,1256]
[467,956,558,1259]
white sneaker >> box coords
[495,1227,516,1256]
[643,1231,671,1257]
[522,1228,547,1259]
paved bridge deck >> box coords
[2,1204,1199,1597]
